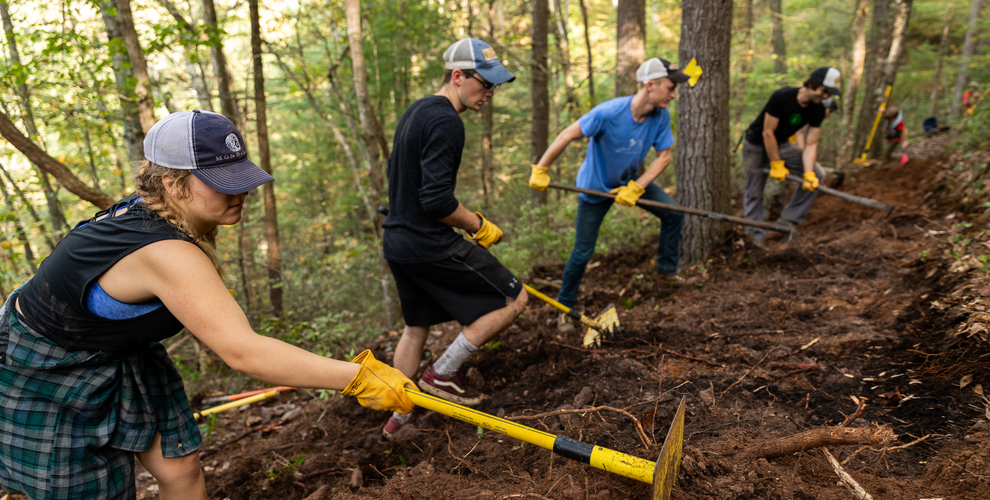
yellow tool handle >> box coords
[193,389,279,419]
[863,85,893,154]
[523,284,599,329]
[406,389,656,484]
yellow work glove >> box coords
[467,212,503,249]
[802,171,819,191]
[769,160,787,181]
[529,164,550,192]
[609,180,646,207]
[341,350,417,414]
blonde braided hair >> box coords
[134,160,228,279]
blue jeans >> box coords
[557,183,684,307]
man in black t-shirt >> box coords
[380,38,528,439]
[742,67,842,245]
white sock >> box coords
[391,410,416,424]
[432,332,478,377]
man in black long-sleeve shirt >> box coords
[381,38,528,439]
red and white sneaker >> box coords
[382,409,421,440]
[418,365,484,406]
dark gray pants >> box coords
[742,139,820,240]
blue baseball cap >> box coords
[143,110,274,195]
[443,38,515,85]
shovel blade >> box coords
[582,304,621,347]
[653,396,686,500]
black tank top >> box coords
[16,194,196,351]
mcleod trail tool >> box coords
[194,389,280,419]
[548,182,796,241]
[767,170,894,218]
[524,284,619,347]
[200,386,295,406]
[408,390,687,500]
[854,85,892,166]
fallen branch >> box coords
[841,434,931,466]
[508,405,652,449]
[166,334,192,354]
[822,447,874,500]
[744,425,895,459]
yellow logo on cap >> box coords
[483,48,498,61]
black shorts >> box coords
[387,239,522,327]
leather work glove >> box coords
[341,350,417,414]
[802,171,820,191]
[769,160,787,181]
[467,212,503,249]
[529,164,550,191]
[609,180,646,207]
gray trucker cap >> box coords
[143,110,274,195]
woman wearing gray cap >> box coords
[0,110,416,499]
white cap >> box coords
[636,58,689,84]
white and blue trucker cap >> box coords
[443,38,515,85]
[143,110,274,195]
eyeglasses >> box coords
[467,72,500,93]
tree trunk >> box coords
[732,0,754,129]
[552,0,577,116]
[0,110,114,209]
[112,0,156,133]
[530,0,550,205]
[202,0,241,124]
[931,4,952,117]
[0,172,36,273]
[237,191,261,311]
[345,0,390,171]
[343,0,399,328]
[879,0,912,92]
[865,0,912,160]
[0,163,56,252]
[838,0,869,168]
[1,0,69,235]
[852,0,893,161]
[153,0,214,111]
[676,0,733,266]
[249,0,283,316]
[578,0,594,106]
[98,0,146,170]
[615,0,645,97]
[951,0,983,117]
[769,0,787,75]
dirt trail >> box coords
[157,141,988,500]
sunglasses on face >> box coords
[468,72,500,92]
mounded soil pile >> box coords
[139,139,989,499]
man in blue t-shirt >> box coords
[529,58,689,326]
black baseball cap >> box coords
[809,67,842,96]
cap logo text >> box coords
[225,133,242,152]
[482,48,498,61]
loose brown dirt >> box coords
[145,138,990,500]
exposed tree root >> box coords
[744,424,895,459]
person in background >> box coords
[741,67,841,247]
[882,105,909,162]
[0,110,416,500]
[766,97,838,209]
